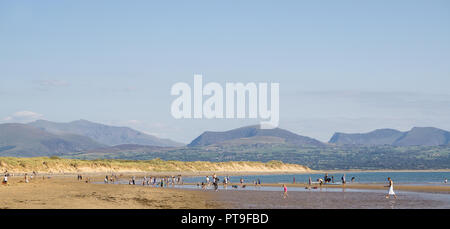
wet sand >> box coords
[253,183,450,194]
[1,175,449,209]
[205,188,450,209]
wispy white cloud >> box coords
[123,119,142,125]
[2,111,44,123]
[37,80,70,87]
[108,119,184,141]
[33,79,70,91]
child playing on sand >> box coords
[385,177,397,199]
[201,182,206,190]
[283,184,288,199]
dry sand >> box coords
[0,176,222,209]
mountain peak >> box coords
[189,125,325,147]
[394,126,450,146]
[329,127,449,146]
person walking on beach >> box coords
[385,177,397,199]
[223,177,228,189]
[3,175,8,185]
[283,184,288,199]
[341,174,346,185]
[213,177,219,192]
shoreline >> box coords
[3,169,450,178]
[315,169,450,173]
[238,183,450,194]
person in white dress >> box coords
[385,177,397,199]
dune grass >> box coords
[0,157,310,173]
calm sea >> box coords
[182,171,450,185]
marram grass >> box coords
[0,157,311,173]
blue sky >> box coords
[1,0,449,143]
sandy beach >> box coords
[0,175,222,209]
[1,173,449,209]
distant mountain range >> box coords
[0,120,183,157]
[1,119,450,170]
[329,127,450,146]
[0,123,105,157]
[29,120,184,147]
[188,125,325,147]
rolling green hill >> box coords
[2,122,449,170]
[63,142,450,170]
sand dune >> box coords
[0,157,311,174]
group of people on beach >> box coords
[2,171,39,185]
[198,175,266,191]
[200,174,225,191]
[306,173,358,186]
[302,173,398,199]
[76,173,184,187]
[127,175,183,187]
[104,174,118,184]
[71,171,450,201]
[77,174,92,183]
